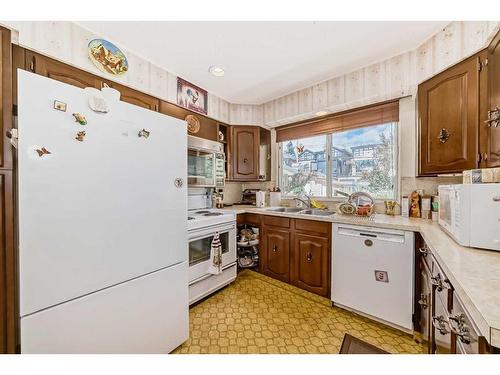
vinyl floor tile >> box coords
[173,270,424,354]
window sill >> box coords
[279,195,397,204]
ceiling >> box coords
[78,21,449,104]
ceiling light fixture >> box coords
[315,111,328,117]
[208,66,225,77]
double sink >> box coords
[265,207,336,217]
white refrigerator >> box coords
[17,70,189,353]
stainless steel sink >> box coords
[265,207,304,213]
[298,209,335,216]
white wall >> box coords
[1,21,266,126]
[398,96,417,178]
[262,21,499,127]
[3,21,498,128]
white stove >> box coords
[187,209,235,231]
[187,193,237,305]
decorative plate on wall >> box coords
[185,114,201,134]
[88,39,129,76]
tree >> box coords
[287,171,313,195]
[363,132,393,197]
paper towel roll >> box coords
[256,191,266,208]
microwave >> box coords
[438,184,500,251]
[187,135,225,188]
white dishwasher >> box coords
[331,224,414,332]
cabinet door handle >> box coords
[418,294,428,309]
[449,314,472,344]
[272,245,278,252]
[29,56,36,72]
[432,315,450,335]
[306,252,312,262]
[243,158,248,163]
[419,247,428,257]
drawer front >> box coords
[450,293,480,354]
[294,219,330,235]
[263,215,290,228]
[237,213,261,226]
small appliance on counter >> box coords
[234,189,259,205]
[438,183,500,251]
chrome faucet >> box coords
[293,196,311,209]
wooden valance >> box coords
[276,100,400,142]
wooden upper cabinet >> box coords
[103,81,159,111]
[484,30,500,167]
[230,126,259,180]
[418,53,481,175]
[159,100,219,141]
[291,233,329,297]
[0,27,12,170]
[26,50,159,112]
[26,50,102,89]
[262,228,290,283]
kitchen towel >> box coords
[207,232,222,275]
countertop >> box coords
[223,205,500,347]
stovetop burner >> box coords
[188,217,195,220]
[195,210,211,214]
[203,212,223,217]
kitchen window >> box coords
[279,122,397,200]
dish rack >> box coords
[237,223,259,269]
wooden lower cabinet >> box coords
[291,233,329,297]
[260,216,331,297]
[0,170,16,353]
[262,228,290,283]
[415,235,496,354]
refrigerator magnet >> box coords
[53,100,67,112]
[75,131,86,142]
[138,129,150,138]
[73,113,87,125]
[35,147,51,157]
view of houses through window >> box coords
[280,123,397,199]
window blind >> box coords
[275,100,399,142]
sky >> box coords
[285,123,394,152]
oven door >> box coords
[188,223,236,283]
[188,148,215,187]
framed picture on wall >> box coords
[177,78,208,115]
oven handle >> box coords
[189,263,236,285]
[189,224,236,241]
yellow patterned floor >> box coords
[174,270,424,354]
